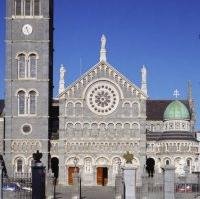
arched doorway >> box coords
[68,167,79,185]
[51,157,59,179]
[146,158,155,177]
[97,167,108,186]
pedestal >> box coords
[123,164,137,199]
[162,165,175,199]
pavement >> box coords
[55,185,115,199]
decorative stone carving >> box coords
[11,140,42,153]
[86,81,119,115]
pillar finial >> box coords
[59,64,66,94]
[141,65,147,95]
[100,34,107,62]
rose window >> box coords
[86,81,119,115]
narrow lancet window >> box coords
[18,90,26,115]
[29,91,36,114]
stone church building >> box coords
[0,0,199,186]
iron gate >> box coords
[3,173,32,199]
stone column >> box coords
[107,165,113,186]
[58,140,66,185]
[123,164,137,199]
[93,166,97,186]
[141,172,148,199]
[115,172,124,199]
[72,172,81,199]
[162,165,175,199]
[46,169,55,199]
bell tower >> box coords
[4,0,53,175]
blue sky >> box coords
[0,0,200,128]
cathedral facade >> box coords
[0,0,199,187]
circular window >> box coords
[21,124,32,134]
[86,81,119,115]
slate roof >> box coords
[146,100,191,121]
[146,130,197,142]
[0,100,4,116]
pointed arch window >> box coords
[16,159,23,173]
[15,0,22,16]
[18,90,26,115]
[29,91,36,114]
[28,54,37,78]
[17,53,37,79]
[17,90,38,115]
[18,53,26,78]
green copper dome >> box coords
[164,100,190,120]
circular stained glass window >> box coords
[21,124,32,134]
[86,81,119,115]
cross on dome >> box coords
[173,89,180,98]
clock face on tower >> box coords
[86,80,119,115]
[22,24,33,35]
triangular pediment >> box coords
[59,61,148,99]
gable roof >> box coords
[146,100,190,121]
[59,61,148,99]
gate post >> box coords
[162,165,175,199]
[123,151,137,199]
[124,165,137,199]
[32,150,46,199]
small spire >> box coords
[188,81,192,102]
[59,64,66,94]
[99,34,107,62]
[188,81,195,130]
[141,65,147,95]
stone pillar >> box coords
[58,140,66,185]
[0,164,3,199]
[46,169,55,199]
[72,172,81,199]
[141,173,148,199]
[107,166,113,186]
[93,166,97,186]
[162,165,175,199]
[115,172,124,199]
[123,164,137,199]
